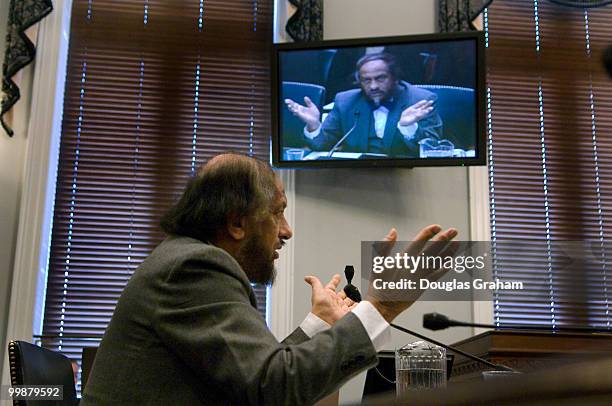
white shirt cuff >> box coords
[299,312,331,338]
[397,122,418,140]
[351,301,392,352]
[304,125,322,139]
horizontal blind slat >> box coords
[487,0,612,328]
[42,0,272,363]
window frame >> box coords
[1,0,296,385]
[1,0,74,386]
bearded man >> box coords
[285,52,442,158]
[82,153,456,405]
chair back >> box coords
[417,85,476,150]
[280,81,326,148]
[8,340,78,406]
[280,49,337,87]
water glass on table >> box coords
[395,340,447,397]
[284,148,305,161]
[418,138,455,158]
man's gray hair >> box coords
[160,152,277,242]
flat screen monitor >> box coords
[271,31,486,168]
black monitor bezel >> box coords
[271,31,487,169]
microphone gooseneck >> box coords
[328,111,360,157]
[341,269,515,372]
[423,312,612,333]
[390,322,514,372]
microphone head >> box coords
[344,265,355,283]
[423,312,451,331]
[343,265,362,302]
[604,44,612,77]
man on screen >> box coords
[285,52,443,158]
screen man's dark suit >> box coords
[306,82,442,157]
[81,236,377,405]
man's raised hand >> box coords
[399,99,434,127]
[284,96,322,132]
[305,274,357,325]
[368,225,458,323]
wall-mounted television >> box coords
[271,31,486,168]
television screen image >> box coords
[271,32,486,168]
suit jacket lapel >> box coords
[382,84,413,152]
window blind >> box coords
[486,0,612,327]
[40,0,272,374]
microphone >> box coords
[424,312,612,334]
[424,312,470,331]
[604,44,612,77]
[328,111,360,157]
[389,323,514,372]
[341,271,515,372]
[343,265,362,302]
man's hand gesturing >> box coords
[399,99,434,127]
[368,225,458,323]
[305,274,357,325]
[284,96,322,132]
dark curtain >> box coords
[1,0,53,137]
[438,0,612,34]
[547,0,612,7]
[438,0,493,32]
[286,0,323,41]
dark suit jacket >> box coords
[306,82,442,157]
[81,236,377,405]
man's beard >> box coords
[236,234,277,286]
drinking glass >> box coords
[284,148,305,161]
[419,138,455,158]
[395,341,447,397]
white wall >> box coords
[0,4,71,394]
[0,1,32,375]
[324,0,436,40]
[287,1,475,403]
